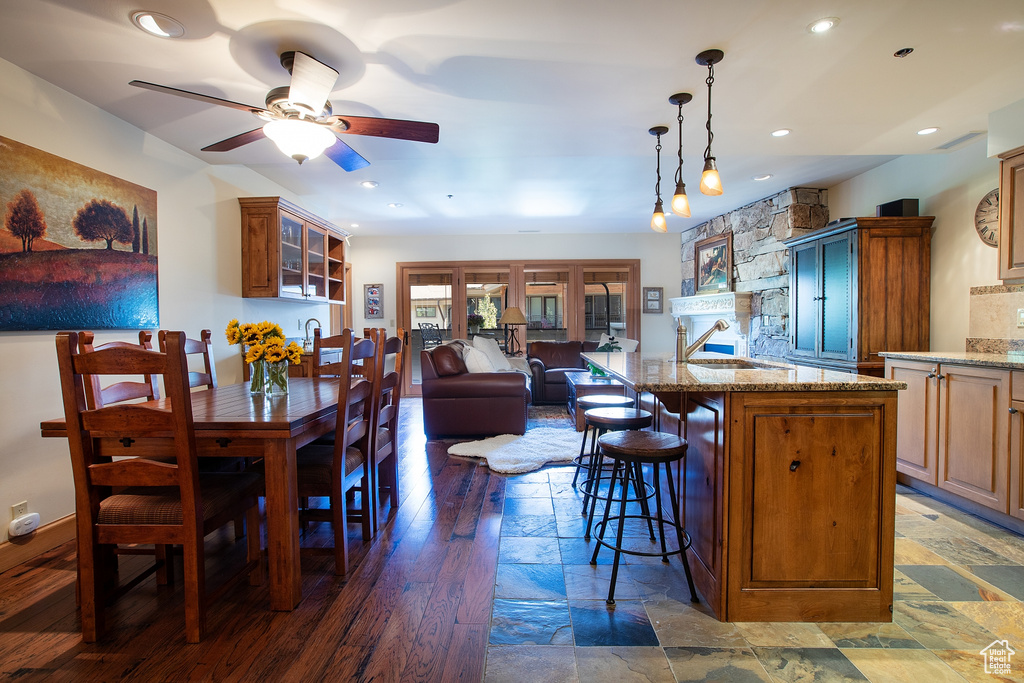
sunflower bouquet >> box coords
[226,319,303,395]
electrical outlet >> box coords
[11,501,28,519]
[1018,309,1024,329]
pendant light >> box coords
[668,92,693,217]
[649,126,669,232]
[695,49,725,196]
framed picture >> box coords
[0,134,159,330]
[642,286,663,314]
[694,231,733,293]
[364,283,384,319]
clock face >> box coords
[975,188,999,247]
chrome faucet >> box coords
[303,318,322,352]
[678,319,730,362]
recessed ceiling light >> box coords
[753,174,773,181]
[894,47,914,58]
[771,129,791,137]
[917,127,939,135]
[130,11,185,38]
[808,17,839,33]
[387,203,403,208]
[350,223,359,228]
[359,180,378,189]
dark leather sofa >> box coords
[421,343,531,439]
[526,340,600,405]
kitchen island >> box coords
[582,351,905,623]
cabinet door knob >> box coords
[936,374,945,380]
[1011,407,1019,415]
[812,296,824,301]
[926,373,936,378]
[789,460,801,471]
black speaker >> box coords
[876,198,919,217]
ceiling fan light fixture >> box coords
[130,11,185,38]
[263,118,335,164]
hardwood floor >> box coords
[0,400,505,682]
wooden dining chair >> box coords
[369,328,405,530]
[56,331,263,643]
[158,329,217,389]
[294,328,379,574]
[78,331,160,409]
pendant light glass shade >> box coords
[263,118,336,164]
[651,199,667,232]
[671,181,691,217]
[700,157,723,196]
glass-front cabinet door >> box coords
[819,233,852,361]
[280,212,305,299]
[305,225,328,300]
[790,242,818,360]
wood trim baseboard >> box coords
[0,514,76,574]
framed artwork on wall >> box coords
[0,135,159,330]
[642,286,663,314]
[364,283,384,319]
[694,231,733,294]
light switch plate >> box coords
[1018,309,1024,328]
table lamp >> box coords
[498,306,527,356]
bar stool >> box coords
[591,430,698,605]
[579,407,654,540]
[571,394,637,490]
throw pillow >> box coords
[598,333,639,353]
[464,346,496,373]
[432,345,467,376]
[473,335,512,371]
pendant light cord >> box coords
[675,105,684,184]
[704,63,715,161]
[655,132,663,201]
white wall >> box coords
[348,233,685,353]
[0,58,326,542]
[828,140,1000,352]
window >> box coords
[415,305,437,318]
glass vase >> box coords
[249,359,268,395]
[267,360,289,396]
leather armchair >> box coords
[527,340,600,405]
[421,343,531,439]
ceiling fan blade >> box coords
[288,51,338,114]
[201,128,267,152]
[333,116,440,144]
[324,137,370,172]
[129,80,271,116]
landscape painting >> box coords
[0,135,158,331]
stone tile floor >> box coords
[483,463,1024,682]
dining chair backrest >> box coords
[375,329,405,438]
[314,327,375,381]
[58,330,201,517]
[78,331,160,409]
[158,329,218,389]
[332,329,378,459]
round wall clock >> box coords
[975,188,999,247]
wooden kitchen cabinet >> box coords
[1008,372,1024,521]
[886,358,1010,513]
[999,146,1024,280]
[785,217,933,376]
[240,196,349,303]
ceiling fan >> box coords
[129,50,439,170]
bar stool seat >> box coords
[577,407,654,539]
[571,395,637,483]
[591,430,698,605]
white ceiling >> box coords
[1,0,1023,236]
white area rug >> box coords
[447,427,585,474]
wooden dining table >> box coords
[40,377,344,611]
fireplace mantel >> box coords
[669,292,753,356]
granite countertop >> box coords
[582,351,907,392]
[880,350,1024,369]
